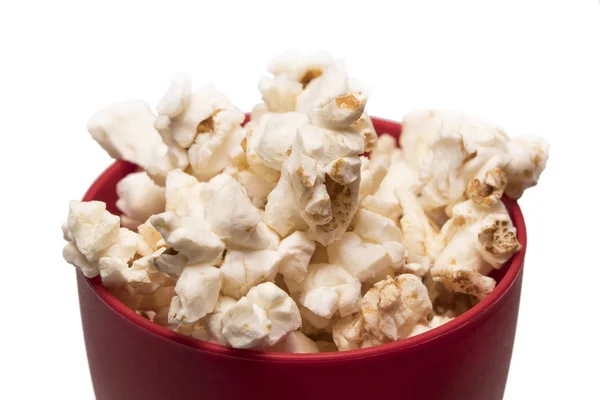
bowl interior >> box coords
[81,116,527,360]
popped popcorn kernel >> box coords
[63,50,548,354]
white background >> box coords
[1,1,598,399]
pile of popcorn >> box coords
[62,51,549,353]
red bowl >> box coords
[77,117,526,400]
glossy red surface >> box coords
[77,117,526,400]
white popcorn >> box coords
[222,282,301,349]
[259,51,336,113]
[504,135,550,199]
[227,166,276,209]
[136,220,166,257]
[203,175,279,251]
[466,159,508,207]
[63,201,167,293]
[264,163,309,236]
[431,200,521,299]
[408,321,433,337]
[155,77,245,182]
[150,212,225,266]
[116,172,165,227]
[259,75,303,113]
[87,100,174,183]
[401,110,516,212]
[268,331,319,353]
[299,305,332,334]
[153,73,191,170]
[352,208,403,243]
[200,295,237,345]
[63,201,122,277]
[328,231,406,283]
[283,94,366,245]
[296,60,349,113]
[400,110,459,171]
[333,314,381,351]
[395,187,439,271]
[220,249,281,299]
[285,263,361,319]
[362,157,421,221]
[254,112,309,171]
[359,274,432,343]
[63,243,98,278]
[164,169,207,218]
[241,113,282,183]
[352,112,378,153]
[66,200,120,263]
[168,264,221,324]
[227,111,305,208]
[277,231,316,283]
[67,52,550,353]
[98,228,145,287]
[358,135,395,200]
[153,248,186,277]
[400,262,429,278]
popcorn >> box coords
[282,93,366,245]
[259,76,303,113]
[430,200,521,299]
[352,208,403,243]
[164,169,207,218]
[285,263,361,319]
[277,231,316,283]
[268,331,319,353]
[200,295,237,345]
[226,111,308,208]
[362,156,421,221]
[168,264,221,324]
[296,60,350,114]
[333,314,381,351]
[395,186,439,271]
[222,282,301,349]
[360,275,432,343]
[237,114,281,183]
[65,51,549,353]
[358,134,395,200]
[504,135,550,199]
[326,208,407,283]
[63,201,174,309]
[252,112,309,171]
[87,100,174,183]
[155,76,246,182]
[66,200,120,264]
[419,122,509,210]
[263,163,308,236]
[401,110,548,212]
[203,174,279,251]
[327,232,405,283]
[136,220,166,256]
[259,51,336,113]
[220,249,281,299]
[98,228,144,287]
[150,212,225,266]
[299,305,333,335]
[116,172,166,228]
[63,243,98,278]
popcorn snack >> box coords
[62,51,549,353]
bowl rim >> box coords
[81,116,527,362]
